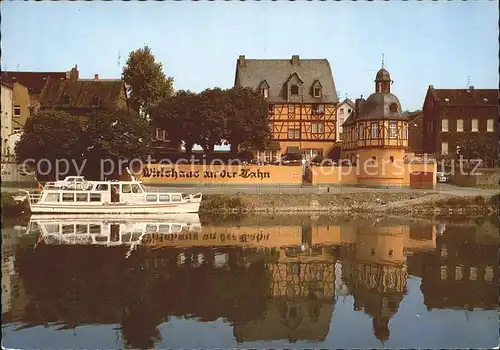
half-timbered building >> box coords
[234,55,338,160]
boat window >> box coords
[122,184,132,193]
[171,195,182,202]
[45,224,59,234]
[159,224,171,232]
[89,224,101,234]
[171,224,182,233]
[95,236,108,242]
[62,193,75,202]
[62,224,74,234]
[75,224,88,234]
[96,184,108,191]
[131,233,142,241]
[131,184,142,193]
[76,193,88,202]
[146,224,157,233]
[146,195,157,202]
[90,193,101,202]
[159,195,170,202]
[46,193,60,202]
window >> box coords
[388,249,393,257]
[288,128,300,139]
[389,103,398,113]
[159,194,170,202]
[46,193,60,202]
[89,224,101,234]
[146,195,157,202]
[312,104,324,114]
[441,142,449,155]
[13,127,21,133]
[339,109,344,116]
[288,104,295,117]
[456,119,464,132]
[76,225,88,234]
[371,248,376,256]
[171,194,182,202]
[390,156,394,163]
[261,88,269,98]
[290,85,299,95]
[89,193,101,202]
[13,105,21,117]
[62,225,74,234]
[146,225,157,233]
[91,96,100,108]
[131,184,142,193]
[122,184,132,193]
[155,128,166,141]
[441,118,448,132]
[312,122,324,134]
[348,109,352,113]
[487,118,494,132]
[372,156,376,162]
[389,122,397,138]
[62,193,75,202]
[96,184,108,191]
[313,87,321,97]
[471,119,478,132]
[339,117,344,124]
[268,104,275,114]
[371,122,379,138]
[76,193,88,202]
[358,123,364,139]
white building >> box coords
[336,98,354,141]
[1,82,13,158]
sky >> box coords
[1,1,498,111]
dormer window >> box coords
[91,96,100,108]
[313,87,321,97]
[63,94,71,105]
[291,85,299,95]
[389,103,398,113]
[261,88,269,98]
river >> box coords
[1,214,498,349]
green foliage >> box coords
[237,150,255,162]
[84,109,151,161]
[152,87,271,156]
[1,192,29,217]
[15,109,84,163]
[122,46,174,117]
[457,134,497,166]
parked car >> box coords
[436,172,448,183]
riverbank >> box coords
[2,191,498,217]
[200,192,499,216]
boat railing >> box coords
[28,193,42,204]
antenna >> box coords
[467,76,471,87]
[117,50,121,67]
[16,64,20,71]
[381,53,385,69]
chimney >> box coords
[94,74,99,80]
[291,55,300,66]
[355,96,365,116]
[238,55,245,67]
[70,64,79,82]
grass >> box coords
[1,192,30,217]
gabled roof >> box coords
[285,72,304,85]
[338,98,355,109]
[39,77,126,109]
[406,111,423,123]
[259,80,270,89]
[234,55,338,103]
[428,86,498,106]
[1,71,67,93]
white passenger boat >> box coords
[20,175,202,214]
[27,214,202,249]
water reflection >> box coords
[1,215,498,349]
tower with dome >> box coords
[342,63,413,186]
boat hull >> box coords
[29,201,201,214]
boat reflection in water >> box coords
[3,216,498,349]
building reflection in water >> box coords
[1,215,497,349]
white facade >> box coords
[1,83,13,157]
[336,99,354,141]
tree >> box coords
[197,88,228,156]
[84,109,151,178]
[456,134,497,167]
[224,87,270,156]
[122,46,174,118]
[151,90,200,155]
[15,109,84,177]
